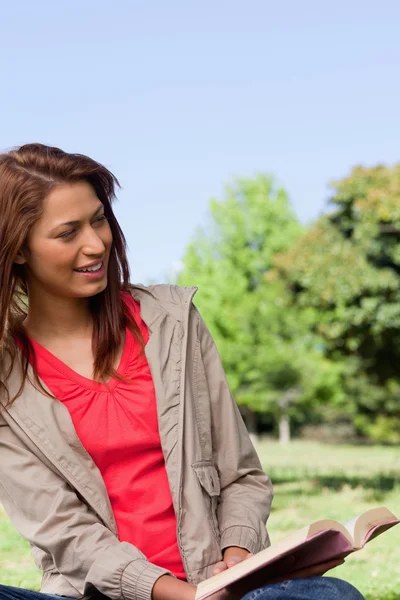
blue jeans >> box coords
[0,578,365,600]
[240,577,365,599]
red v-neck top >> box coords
[27,292,186,580]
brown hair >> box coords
[0,142,142,406]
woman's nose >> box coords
[81,227,106,256]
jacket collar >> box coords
[129,284,198,331]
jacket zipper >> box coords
[176,286,198,583]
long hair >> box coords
[0,143,142,407]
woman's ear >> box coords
[14,250,27,265]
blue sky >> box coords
[1,1,399,283]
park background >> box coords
[1,1,399,599]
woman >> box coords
[0,144,364,600]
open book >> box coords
[195,506,399,600]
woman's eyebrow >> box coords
[50,205,104,233]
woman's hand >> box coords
[151,575,197,600]
[213,546,253,575]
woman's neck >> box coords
[24,287,93,342]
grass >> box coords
[0,441,399,599]
[0,504,42,590]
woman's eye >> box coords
[59,230,75,239]
[57,216,106,240]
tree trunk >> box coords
[279,412,290,445]
[278,387,299,444]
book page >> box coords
[343,507,399,548]
[308,519,352,544]
[343,514,359,543]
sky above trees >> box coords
[1,0,399,283]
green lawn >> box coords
[0,441,399,599]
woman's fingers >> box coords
[226,554,253,568]
[213,553,254,575]
[213,560,229,575]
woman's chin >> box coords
[71,279,108,298]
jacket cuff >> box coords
[220,525,263,555]
[121,559,174,600]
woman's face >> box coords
[18,181,113,299]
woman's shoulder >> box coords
[126,284,198,319]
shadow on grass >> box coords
[365,594,400,600]
[267,469,400,492]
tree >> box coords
[178,175,340,442]
[273,165,400,442]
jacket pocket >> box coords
[192,461,221,541]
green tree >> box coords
[179,175,341,442]
[273,165,400,442]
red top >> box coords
[27,292,186,580]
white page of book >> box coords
[343,514,359,542]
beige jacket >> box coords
[0,285,273,600]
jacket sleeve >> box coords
[0,413,172,600]
[195,307,274,555]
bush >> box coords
[359,415,400,444]
[299,422,359,444]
